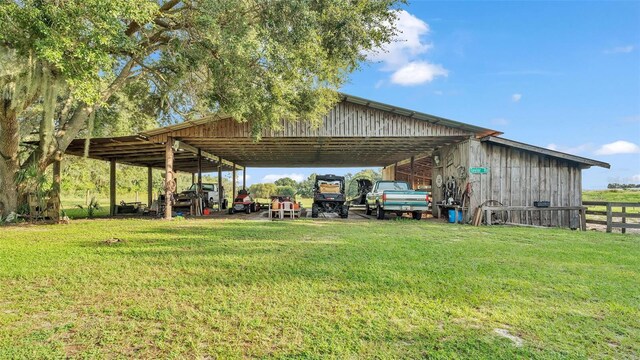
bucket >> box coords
[203,208,210,216]
[448,209,463,223]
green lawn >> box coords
[1,219,638,359]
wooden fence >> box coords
[583,201,640,233]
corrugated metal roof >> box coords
[481,136,610,169]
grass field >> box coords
[583,189,640,203]
[0,218,638,358]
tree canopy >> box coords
[0,0,402,216]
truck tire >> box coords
[222,199,228,210]
[412,211,422,220]
[376,204,385,220]
[311,203,319,218]
[245,206,251,214]
[208,197,214,208]
[365,204,372,215]
[340,205,349,218]
[229,208,234,214]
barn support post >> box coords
[52,158,61,222]
[191,173,195,185]
[410,156,415,189]
[109,159,116,216]
[164,137,174,219]
[232,163,237,198]
[217,161,223,211]
[197,149,203,193]
[147,166,153,207]
[394,162,398,181]
[242,167,246,190]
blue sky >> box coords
[243,1,640,189]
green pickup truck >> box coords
[365,180,431,220]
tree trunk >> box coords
[0,105,20,218]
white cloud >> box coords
[630,174,640,183]
[511,93,522,102]
[390,61,448,86]
[262,173,305,183]
[491,118,509,126]
[367,10,432,69]
[546,143,593,155]
[595,140,640,155]
[604,45,635,54]
[367,10,447,86]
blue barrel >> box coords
[448,209,463,223]
[448,209,456,223]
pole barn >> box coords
[62,93,609,227]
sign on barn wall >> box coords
[470,167,489,174]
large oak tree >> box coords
[0,0,401,217]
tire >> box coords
[340,205,349,218]
[365,204,372,215]
[376,204,385,220]
[245,206,251,214]
[311,203,319,218]
[222,199,228,210]
[208,197,214,208]
[228,208,234,215]
[412,211,422,220]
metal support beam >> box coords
[110,159,116,216]
[147,166,153,208]
[164,137,174,219]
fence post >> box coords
[621,206,626,234]
[606,203,612,233]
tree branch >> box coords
[125,0,184,36]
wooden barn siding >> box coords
[148,101,473,143]
[382,165,396,181]
[431,140,471,208]
[468,139,582,228]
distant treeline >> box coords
[607,183,640,189]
